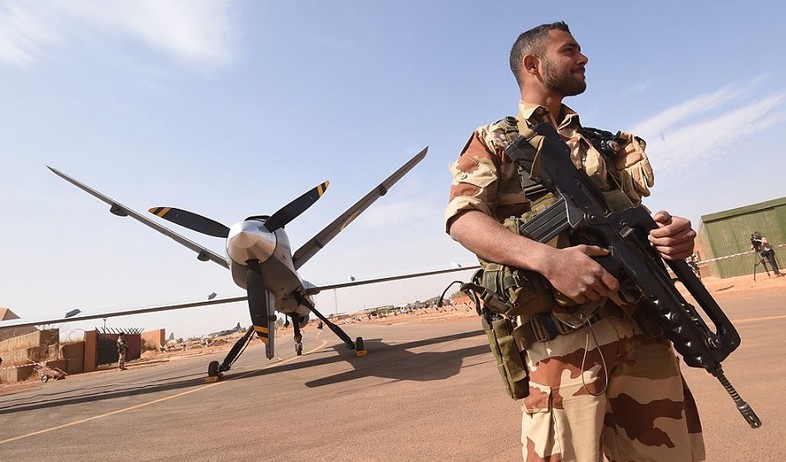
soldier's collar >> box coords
[517,101,581,130]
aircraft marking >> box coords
[151,207,171,217]
[733,314,786,324]
[254,325,270,343]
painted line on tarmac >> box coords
[734,314,786,324]
[0,339,329,445]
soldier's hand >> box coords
[541,245,619,304]
[649,211,696,260]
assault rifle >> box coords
[505,123,761,428]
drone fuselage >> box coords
[227,219,313,319]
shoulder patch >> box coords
[477,116,519,153]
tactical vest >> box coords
[471,118,635,319]
[462,117,651,400]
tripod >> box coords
[753,250,771,281]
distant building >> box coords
[0,307,18,321]
[697,197,786,278]
[0,307,36,342]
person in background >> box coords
[116,333,128,371]
[751,231,782,277]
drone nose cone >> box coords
[229,221,260,248]
[227,220,276,264]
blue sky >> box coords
[1,1,784,340]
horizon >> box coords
[1,1,785,339]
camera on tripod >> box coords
[751,233,763,252]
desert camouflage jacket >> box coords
[445,101,654,232]
[117,338,128,354]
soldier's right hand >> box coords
[540,245,619,304]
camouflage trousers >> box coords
[520,314,705,462]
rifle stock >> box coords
[505,123,761,428]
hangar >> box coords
[697,197,786,278]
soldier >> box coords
[446,22,704,461]
[116,333,128,371]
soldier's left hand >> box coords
[648,211,696,260]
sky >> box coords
[1,1,785,340]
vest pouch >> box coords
[479,263,554,321]
[483,315,529,399]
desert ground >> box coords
[0,273,784,461]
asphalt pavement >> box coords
[0,288,784,461]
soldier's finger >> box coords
[569,293,587,304]
[582,245,611,257]
[652,210,672,225]
[657,243,695,260]
[600,271,620,293]
[582,286,606,301]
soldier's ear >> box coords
[523,55,538,73]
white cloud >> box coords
[631,76,786,172]
[0,0,234,69]
[618,79,652,100]
[0,3,60,67]
[632,82,743,137]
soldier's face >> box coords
[540,30,588,97]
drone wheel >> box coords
[207,361,220,377]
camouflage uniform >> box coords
[117,336,128,370]
[446,101,705,462]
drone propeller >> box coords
[263,181,329,232]
[149,207,230,238]
[149,181,328,238]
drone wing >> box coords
[48,166,229,268]
[0,295,247,330]
[304,264,479,295]
[292,148,427,269]
[1,265,479,329]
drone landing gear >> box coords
[290,313,304,356]
[295,293,366,356]
[205,326,256,382]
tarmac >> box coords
[0,274,784,461]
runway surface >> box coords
[1,289,784,461]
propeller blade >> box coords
[263,181,329,232]
[246,260,275,359]
[149,207,230,238]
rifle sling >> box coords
[505,135,571,243]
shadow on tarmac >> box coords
[0,372,207,415]
[0,328,489,414]
[305,331,490,387]
[240,328,489,386]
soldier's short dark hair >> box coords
[509,22,571,87]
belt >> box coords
[515,303,619,349]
